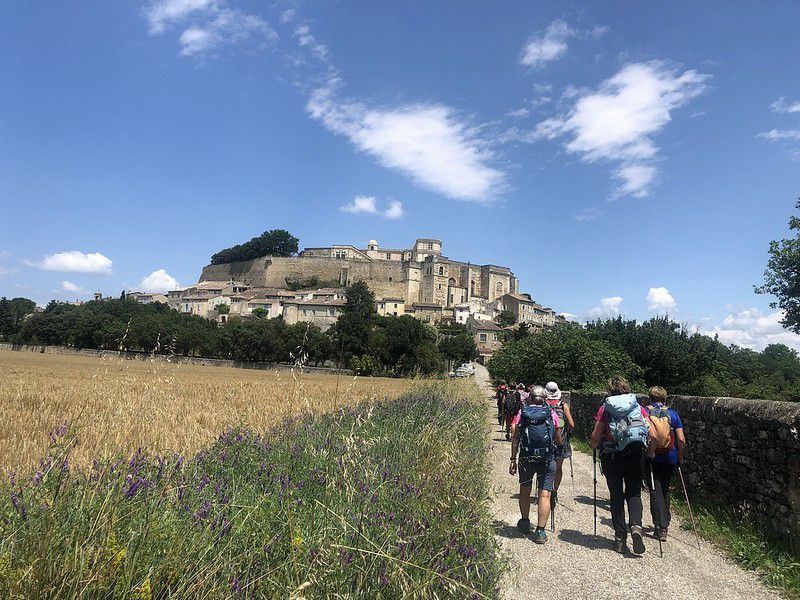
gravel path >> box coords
[473,363,782,600]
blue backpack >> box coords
[519,405,555,463]
[603,394,649,453]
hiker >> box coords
[589,376,654,555]
[503,383,523,440]
[544,381,574,510]
[509,385,562,544]
[643,386,686,542]
[495,381,508,427]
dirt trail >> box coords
[473,363,781,600]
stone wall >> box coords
[0,343,353,375]
[567,392,800,539]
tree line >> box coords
[0,282,477,377]
[488,317,800,402]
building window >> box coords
[427,242,433,250]
[479,333,487,342]
[394,303,398,308]
[493,334,499,341]
[437,284,442,290]
[438,266,443,275]
[388,276,392,282]
[449,294,453,303]
[470,280,476,295]
[385,253,390,259]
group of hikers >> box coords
[495,375,687,555]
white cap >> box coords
[545,381,561,400]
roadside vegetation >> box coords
[671,500,800,599]
[0,383,501,598]
[490,319,800,402]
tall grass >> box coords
[0,349,413,472]
[0,384,501,598]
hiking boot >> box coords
[533,528,547,544]
[630,525,646,555]
[612,537,627,554]
[659,527,668,542]
[517,518,530,534]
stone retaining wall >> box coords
[0,343,353,376]
[567,391,800,539]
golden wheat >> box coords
[0,349,415,473]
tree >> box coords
[0,297,37,340]
[438,324,478,366]
[496,309,517,327]
[210,229,299,265]
[487,322,643,391]
[756,198,800,333]
[330,281,376,366]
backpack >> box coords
[519,405,555,463]
[546,399,565,432]
[603,394,649,453]
[647,403,674,453]
[505,390,521,414]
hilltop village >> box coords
[128,238,562,362]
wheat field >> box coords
[0,349,415,473]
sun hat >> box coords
[545,381,561,400]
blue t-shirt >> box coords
[646,403,683,465]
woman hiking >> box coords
[544,381,574,510]
[509,385,562,544]
[643,386,686,542]
[589,376,655,555]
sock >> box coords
[535,526,544,532]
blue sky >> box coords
[1,1,799,349]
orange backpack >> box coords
[647,404,674,453]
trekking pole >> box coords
[677,466,701,549]
[592,449,598,538]
[649,465,663,558]
[569,454,575,500]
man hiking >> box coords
[502,383,523,440]
[589,376,654,555]
[643,386,686,542]
[544,381,574,511]
[510,385,562,544]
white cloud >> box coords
[60,280,88,294]
[572,207,602,222]
[308,81,505,202]
[294,24,330,63]
[521,19,573,68]
[646,286,677,312]
[520,20,607,69]
[759,129,800,142]
[340,196,403,219]
[703,308,800,352]
[144,0,276,56]
[558,312,578,321]
[534,61,709,197]
[27,251,113,274]
[615,163,657,198]
[771,97,800,114]
[507,107,530,119]
[139,269,182,293]
[587,296,623,320]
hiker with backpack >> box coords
[544,381,575,511]
[502,383,523,440]
[589,376,655,555]
[643,386,686,542]
[509,385,562,544]
[496,381,508,427]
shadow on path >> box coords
[574,495,611,510]
[493,519,526,540]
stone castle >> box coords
[160,237,559,360]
